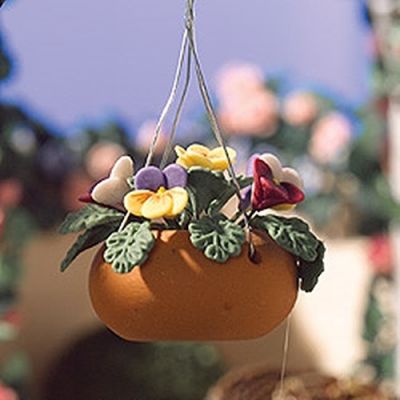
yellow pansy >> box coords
[123,187,188,220]
[175,144,236,171]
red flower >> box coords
[251,154,305,211]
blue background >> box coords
[1,0,370,132]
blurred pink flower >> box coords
[0,383,18,400]
[282,91,318,126]
[85,142,126,180]
[62,171,93,211]
[309,112,352,164]
[367,235,393,275]
[0,179,23,208]
[3,308,21,328]
[216,63,278,136]
[0,209,5,239]
[135,120,168,155]
[216,63,265,101]
[219,89,278,136]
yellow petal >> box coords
[123,190,153,216]
[273,204,296,211]
[208,146,237,170]
[186,146,213,169]
[176,154,195,169]
[141,192,173,219]
[187,144,210,156]
[175,145,187,158]
[165,187,189,217]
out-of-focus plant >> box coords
[192,61,399,237]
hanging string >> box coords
[117,15,191,232]
[160,43,192,168]
[184,0,255,256]
[277,313,292,399]
[145,30,189,168]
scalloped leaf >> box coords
[61,222,119,272]
[251,214,319,262]
[251,214,325,292]
[59,204,124,234]
[104,222,155,273]
[298,241,325,292]
[189,215,245,263]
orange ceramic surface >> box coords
[89,230,298,341]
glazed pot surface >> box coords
[89,230,298,341]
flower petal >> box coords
[141,192,173,219]
[208,146,237,170]
[92,177,130,207]
[175,145,187,158]
[176,155,193,169]
[110,156,134,179]
[187,144,210,155]
[163,164,188,188]
[135,166,166,191]
[165,187,188,217]
[280,182,305,204]
[253,157,274,182]
[259,153,282,181]
[123,190,153,216]
[281,167,304,189]
[186,146,213,169]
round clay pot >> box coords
[89,230,298,341]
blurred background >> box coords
[0,0,400,399]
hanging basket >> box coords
[89,230,298,341]
[60,149,325,342]
[59,0,326,343]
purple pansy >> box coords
[135,164,187,191]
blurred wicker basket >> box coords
[205,365,393,400]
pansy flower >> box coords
[251,154,304,211]
[124,164,188,219]
[175,144,236,171]
[80,156,134,209]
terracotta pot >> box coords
[89,230,298,341]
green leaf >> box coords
[60,222,119,272]
[251,214,319,262]
[208,175,253,215]
[59,204,124,234]
[104,222,155,273]
[298,241,325,292]
[251,214,325,292]
[189,214,245,263]
[186,169,231,216]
